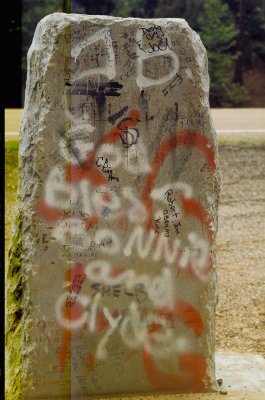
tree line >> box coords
[8,0,265,107]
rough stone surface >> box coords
[6,13,221,399]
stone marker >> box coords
[6,13,221,399]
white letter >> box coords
[120,302,146,349]
[136,29,179,89]
[122,187,147,223]
[44,166,77,210]
[97,144,122,169]
[55,292,90,330]
[52,218,88,248]
[85,259,111,283]
[124,226,155,258]
[72,28,115,80]
[124,140,151,174]
[153,235,180,264]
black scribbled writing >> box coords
[162,74,183,96]
[91,282,148,303]
[96,157,119,182]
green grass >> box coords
[5,142,19,262]
[219,138,265,147]
[5,141,23,400]
[5,141,20,150]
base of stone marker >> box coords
[215,352,265,392]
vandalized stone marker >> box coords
[6,13,221,399]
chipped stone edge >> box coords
[5,154,23,399]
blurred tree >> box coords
[198,0,248,106]
[225,0,265,76]
[19,0,264,107]
[143,0,160,17]
[22,0,61,55]
[153,0,204,29]
[114,0,139,17]
[234,0,245,83]
[62,0,71,13]
[114,0,159,18]
[5,1,22,107]
[71,0,116,14]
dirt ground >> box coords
[216,144,265,358]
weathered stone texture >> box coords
[6,13,221,399]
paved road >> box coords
[4,108,265,141]
[211,108,265,141]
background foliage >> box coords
[6,0,265,107]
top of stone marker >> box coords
[39,12,189,24]
[33,12,193,42]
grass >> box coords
[218,138,265,147]
[5,142,19,264]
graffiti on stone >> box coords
[10,14,220,398]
